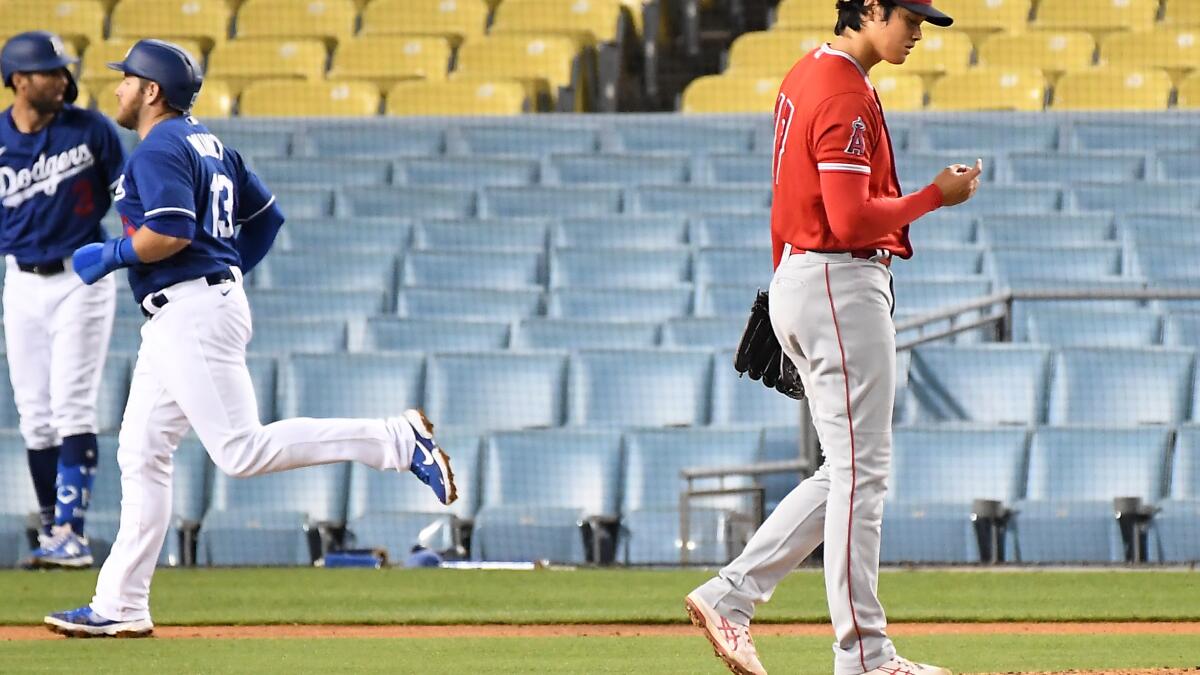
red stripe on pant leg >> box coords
[824,263,867,672]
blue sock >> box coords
[27,446,60,536]
[56,434,98,536]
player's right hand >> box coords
[932,158,983,207]
[73,237,137,285]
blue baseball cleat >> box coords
[25,525,93,569]
[44,606,153,638]
[403,409,458,506]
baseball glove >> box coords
[733,290,806,400]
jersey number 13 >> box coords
[209,174,235,238]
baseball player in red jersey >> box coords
[685,1,981,674]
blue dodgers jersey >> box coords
[114,116,276,302]
[0,105,126,264]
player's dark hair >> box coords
[835,0,899,35]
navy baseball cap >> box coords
[895,0,953,27]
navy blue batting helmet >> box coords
[1,31,80,103]
[107,39,203,113]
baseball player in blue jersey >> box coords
[0,31,125,569]
[43,40,456,637]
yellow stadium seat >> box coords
[726,30,829,77]
[206,39,327,93]
[2,1,106,49]
[1102,30,1200,73]
[1165,0,1200,27]
[929,68,1046,110]
[361,0,490,47]
[454,35,582,110]
[978,32,1096,74]
[934,0,1032,37]
[1178,71,1200,106]
[330,37,452,86]
[0,87,12,110]
[1052,68,1172,110]
[81,39,207,89]
[235,0,357,46]
[774,0,834,31]
[893,30,974,76]
[1034,0,1158,35]
[680,74,779,113]
[873,73,925,111]
[386,79,529,115]
[491,0,628,47]
[109,0,231,51]
[94,77,232,117]
[239,80,379,116]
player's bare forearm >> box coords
[131,227,190,263]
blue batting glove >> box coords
[73,237,139,285]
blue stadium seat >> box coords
[688,213,771,248]
[245,355,278,423]
[906,345,1052,426]
[412,220,548,252]
[199,463,349,566]
[397,288,543,321]
[281,218,412,252]
[279,353,425,419]
[97,356,132,433]
[251,158,392,187]
[1157,151,1200,181]
[986,246,1123,283]
[694,248,773,286]
[1006,153,1145,183]
[893,246,983,280]
[0,431,38,567]
[621,428,761,564]
[1073,184,1197,214]
[346,431,482,558]
[108,318,143,355]
[247,319,347,354]
[1163,313,1200,347]
[710,349,801,427]
[302,126,443,157]
[893,278,992,315]
[275,188,335,218]
[661,317,745,349]
[896,152,997,186]
[1048,347,1194,426]
[568,349,712,427]
[1153,426,1200,562]
[1130,244,1200,281]
[256,251,398,291]
[472,430,622,563]
[341,187,476,219]
[695,284,760,318]
[760,426,803,514]
[1025,309,1160,348]
[397,157,539,187]
[1005,279,1147,342]
[1120,219,1200,248]
[919,121,1059,152]
[219,130,294,160]
[701,154,771,185]
[554,217,688,249]
[1070,122,1200,152]
[547,154,690,186]
[402,250,543,289]
[547,288,692,321]
[510,319,659,350]
[425,352,568,430]
[977,215,1114,247]
[456,126,598,156]
[883,428,1029,563]
[361,318,510,352]
[906,211,975,247]
[248,289,389,320]
[480,186,623,218]
[1014,427,1170,563]
[610,123,754,153]
[550,249,690,288]
[952,186,1062,215]
[631,186,770,214]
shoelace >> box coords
[40,528,75,551]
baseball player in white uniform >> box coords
[43,40,456,637]
[0,31,124,569]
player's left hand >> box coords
[73,238,136,285]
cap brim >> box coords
[896,1,953,27]
[105,60,128,73]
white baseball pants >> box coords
[2,256,115,449]
[91,270,416,621]
[694,251,897,674]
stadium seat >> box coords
[472,430,621,563]
[661,317,745,349]
[547,154,690,186]
[1163,314,1200,347]
[693,248,772,287]
[550,249,690,288]
[256,251,398,291]
[876,30,973,77]
[896,152,997,187]
[95,356,132,433]
[952,185,1062,215]
[403,250,543,289]
[397,288,543,321]
[342,186,476,219]
[929,68,1046,111]
[251,158,392,187]
[398,157,540,187]
[1153,425,1200,562]
[893,278,992,315]
[1033,0,1158,34]
[611,122,754,154]
[919,120,1058,151]
[977,215,1113,248]
[711,349,801,427]
[425,352,569,430]
[387,78,532,116]
[80,38,206,91]
[977,32,1096,75]
[346,431,481,557]
[109,0,230,50]
[199,464,349,565]
[0,431,38,567]
[1118,215,1200,247]
[1073,183,1198,214]
[412,220,548,251]
[1158,150,1200,181]
[360,317,510,352]
[905,345,1051,425]
[1051,69,1172,111]
[694,284,759,318]
[697,154,770,185]
[190,79,235,117]
[873,73,926,111]
[631,186,770,215]
[680,74,779,113]
[759,426,804,513]
[279,353,424,419]
[284,219,412,251]
[1005,279,1148,342]
[206,39,327,93]
[247,319,347,354]
[554,216,688,249]
[457,125,599,155]
[1048,347,1194,425]
[621,428,761,564]
[893,246,983,279]
[906,211,976,247]
[774,0,837,30]
[272,188,335,218]
[883,428,1029,563]
[934,0,1033,37]
[234,0,356,45]
[246,355,280,423]
[1071,120,1200,151]
[1165,0,1200,27]
[1014,427,1170,563]
[1006,152,1144,183]
[510,319,659,350]
[986,246,1122,283]
[360,0,490,46]
[1026,309,1161,348]
[4,0,104,49]
[568,349,712,427]
[239,80,380,117]
[211,129,293,159]
[688,213,771,249]
[248,289,389,320]
[301,126,443,158]
[480,186,622,218]
[725,30,828,77]
[1102,30,1200,73]
[547,288,693,321]
[453,35,583,110]
[491,0,627,46]
[329,37,452,86]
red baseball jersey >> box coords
[769,44,917,267]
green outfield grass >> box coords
[3,567,1199,625]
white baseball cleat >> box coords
[685,591,767,675]
[863,655,953,675]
